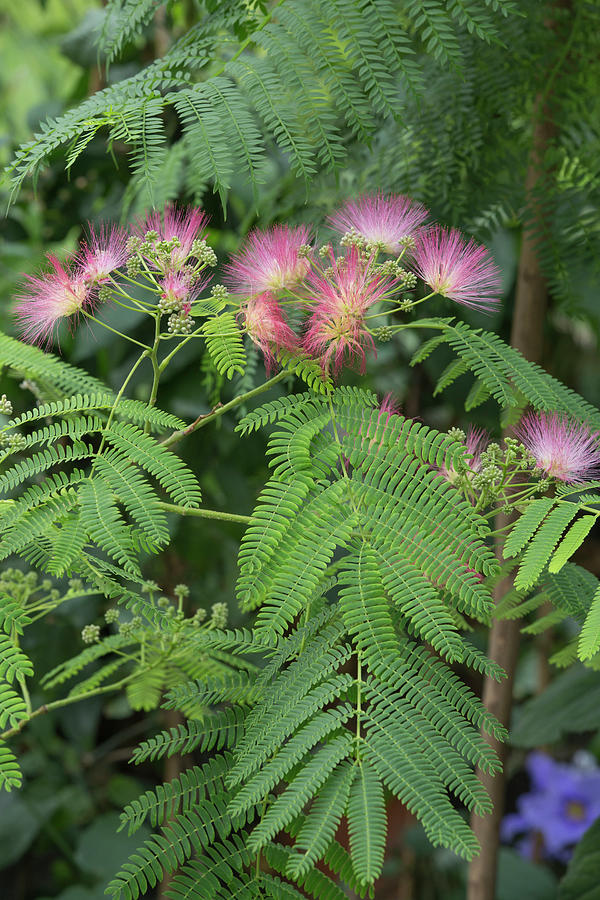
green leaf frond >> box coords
[119,753,234,835]
[0,740,22,791]
[130,707,246,765]
[7,0,518,200]
[414,321,600,429]
[202,312,247,379]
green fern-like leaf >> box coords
[202,312,247,379]
[0,740,22,791]
[346,761,387,888]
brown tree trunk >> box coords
[466,85,558,900]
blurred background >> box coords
[1,1,600,897]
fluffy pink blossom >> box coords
[225,225,311,296]
[378,393,400,426]
[303,246,395,376]
[15,255,91,345]
[135,205,208,269]
[410,226,502,310]
[158,270,209,314]
[516,412,600,484]
[328,192,428,254]
[465,427,488,472]
[78,223,129,285]
[241,292,299,372]
[441,426,488,487]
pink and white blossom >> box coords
[135,205,209,270]
[465,427,488,473]
[328,192,428,254]
[410,226,502,310]
[241,292,299,372]
[158,270,210,313]
[225,225,311,296]
[441,426,488,486]
[516,412,600,484]
[303,246,395,376]
[78,223,129,285]
[15,255,91,345]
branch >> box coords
[160,370,287,449]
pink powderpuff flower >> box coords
[410,226,502,310]
[465,426,488,473]
[377,393,400,426]
[225,225,311,296]
[135,205,209,270]
[328,192,428,254]
[303,246,395,377]
[78,223,129,286]
[441,426,488,487]
[15,255,91,346]
[516,412,600,484]
[241,292,299,373]
[158,270,210,312]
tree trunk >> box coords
[466,91,557,900]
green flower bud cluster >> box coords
[192,608,207,626]
[377,260,399,277]
[503,437,538,470]
[191,238,217,266]
[340,229,364,248]
[447,427,466,443]
[375,326,393,342]
[81,624,101,644]
[0,395,13,416]
[167,312,193,335]
[126,236,143,255]
[211,602,228,629]
[119,616,142,638]
[68,578,83,592]
[210,284,229,302]
[126,256,142,277]
[399,299,414,311]
[397,269,417,290]
[104,608,120,624]
[318,243,332,258]
[174,583,190,601]
[472,464,502,490]
[365,239,387,255]
[158,293,182,314]
[98,284,113,304]
[0,433,26,452]
[297,244,312,258]
[323,266,336,278]
[399,235,416,249]
[142,580,159,594]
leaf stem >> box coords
[158,502,251,524]
[81,310,151,350]
[161,370,287,449]
[0,672,138,741]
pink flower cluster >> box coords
[14,206,210,345]
[224,192,502,377]
[15,195,502,375]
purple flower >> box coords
[501,752,600,862]
[516,412,600,484]
[409,226,502,310]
